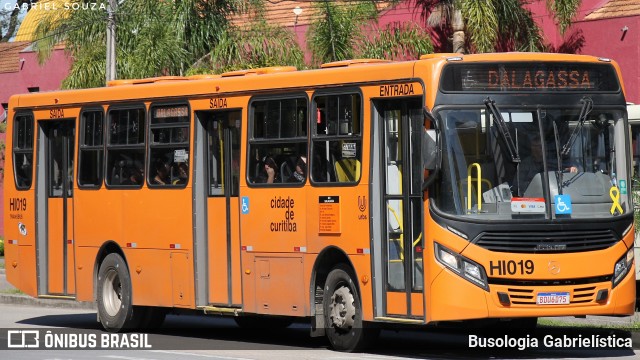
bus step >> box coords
[374,316,424,324]
[199,305,242,316]
[39,295,76,300]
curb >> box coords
[0,293,96,310]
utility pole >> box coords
[106,0,117,83]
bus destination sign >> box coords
[441,62,619,92]
[154,106,189,118]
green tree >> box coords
[355,22,434,61]
[547,0,581,35]
[417,0,579,53]
[307,0,379,65]
[33,0,245,89]
[193,18,305,74]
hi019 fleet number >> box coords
[489,260,534,276]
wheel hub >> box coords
[102,270,122,317]
[329,286,355,330]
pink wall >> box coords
[576,16,640,104]
[0,132,5,238]
[0,47,71,236]
[526,0,640,103]
[0,47,71,106]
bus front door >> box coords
[36,120,76,296]
[197,110,242,306]
[375,99,425,319]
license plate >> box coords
[536,292,570,305]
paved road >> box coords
[1,256,640,359]
[0,303,638,359]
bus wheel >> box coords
[323,265,378,352]
[97,253,139,332]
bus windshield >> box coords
[433,105,630,220]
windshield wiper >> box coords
[484,97,520,162]
[560,97,593,157]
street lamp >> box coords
[293,6,303,30]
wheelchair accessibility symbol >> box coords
[241,196,250,214]
[554,195,572,215]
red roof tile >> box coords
[585,0,640,20]
[0,42,29,74]
[230,1,391,28]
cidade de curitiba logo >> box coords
[6,329,152,350]
[4,2,107,11]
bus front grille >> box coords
[504,286,597,305]
[474,229,618,253]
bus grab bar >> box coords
[467,163,482,212]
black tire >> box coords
[234,315,293,329]
[97,253,142,332]
[323,265,379,352]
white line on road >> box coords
[150,350,256,360]
[102,356,158,360]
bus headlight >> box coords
[612,248,634,288]
[435,242,489,291]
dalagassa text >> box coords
[469,334,632,350]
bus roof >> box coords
[9,52,620,110]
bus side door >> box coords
[36,119,76,296]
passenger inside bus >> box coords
[262,156,278,183]
[287,156,307,182]
[152,158,171,185]
[172,163,189,185]
[122,166,143,185]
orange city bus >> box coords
[4,53,636,351]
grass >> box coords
[538,317,640,331]
[0,288,23,295]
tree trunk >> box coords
[451,8,465,54]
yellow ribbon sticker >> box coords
[610,186,623,215]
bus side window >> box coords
[78,110,104,188]
[148,105,190,187]
[248,97,308,186]
[311,93,362,184]
[106,107,145,188]
[13,113,34,190]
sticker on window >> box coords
[342,143,356,158]
[554,194,572,215]
[174,149,188,163]
[511,197,545,213]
